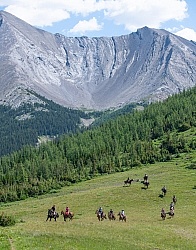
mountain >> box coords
[0,11,196,110]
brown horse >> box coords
[118,212,126,222]
[172,196,177,204]
[161,211,166,220]
[108,212,116,221]
[46,209,59,221]
[124,178,134,186]
[61,210,74,221]
[95,210,107,221]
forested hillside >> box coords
[0,90,144,157]
[0,87,195,202]
[0,92,91,157]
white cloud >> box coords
[175,28,196,41]
[69,17,103,35]
[2,1,70,26]
[1,0,188,30]
[1,0,104,26]
[103,0,188,31]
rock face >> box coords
[0,11,196,110]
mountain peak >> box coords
[0,12,196,110]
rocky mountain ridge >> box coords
[0,11,196,110]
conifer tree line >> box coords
[0,94,91,157]
[0,87,195,202]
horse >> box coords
[108,212,116,221]
[167,210,174,218]
[124,178,134,186]
[46,209,59,221]
[143,181,150,189]
[95,210,107,221]
[172,196,177,204]
[141,180,150,189]
[117,212,126,222]
[161,211,166,220]
[61,210,74,221]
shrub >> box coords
[0,213,16,227]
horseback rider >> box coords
[170,205,174,215]
[109,208,114,218]
[144,174,148,182]
[161,208,166,215]
[65,206,70,215]
[161,208,166,219]
[173,195,177,204]
[98,207,103,218]
[162,186,167,194]
[51,205,56,215]
[121,209,125,218]
[170,202,175,211]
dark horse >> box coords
[161,211,166,220]
[108,212,116,221]
[161,186,167,196]
[142,181,150,189]
[46,209,59,221]
[124,178,134,186]
[167,210,174,218]
[95,210,107,221]
[61,210,74,221]
[118,212,126,222]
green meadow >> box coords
[0,153,196,250]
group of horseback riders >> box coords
[97,206,126,220]
[49,173,178,222]
[128,173,177,220]
[50,205,71,216]
[161,195,177,219]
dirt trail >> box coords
[9,237,15,250]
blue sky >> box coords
[0,0,196,41]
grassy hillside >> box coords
[0,152,195,250]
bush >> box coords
[0,213,16,227]
[186,162,196,170]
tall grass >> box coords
[0,152,196,250]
